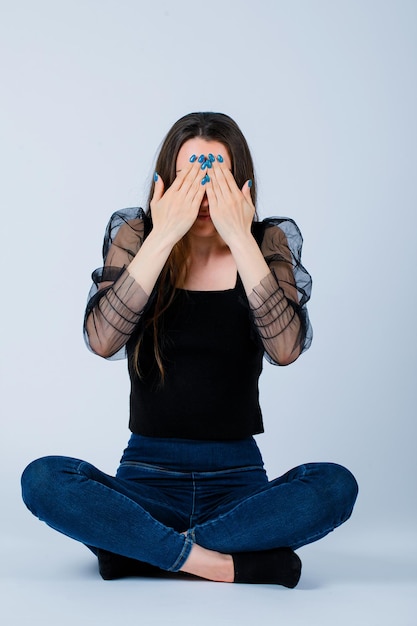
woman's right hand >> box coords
[150,158,206,245]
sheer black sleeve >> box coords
[249,218,313,365]
[83,208,150,359]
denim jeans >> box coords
[21,435,358,572]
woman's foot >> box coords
[97,548,162,580]
[180,544,301,587]
[232,547,301,587]
[180,544,234,582]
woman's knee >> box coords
[322,462,358,521]
[21,456,76,516]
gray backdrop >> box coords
[1,0,416,559]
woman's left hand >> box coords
[205,158,255,246]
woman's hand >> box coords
[150,158,206,245]
[205,157,255,246]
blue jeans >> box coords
[21,435,358,572]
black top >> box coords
[126,279,264,439]
[84,208,313,440]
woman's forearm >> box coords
[126,229,176,296]
[227,233,272,296]
[85,230,176,358]
[228,233,303,365]
[85,270,149,357]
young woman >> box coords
[21,112,358,587]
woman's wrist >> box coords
[226,229,256,254]
[127,229,175,295]
[144,227,178,255]
[227,231,271,296]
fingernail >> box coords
[153,172,159,182]
[189,154,197,163]
[205,160,212,169]
[201,161,208,170]
[208,153,215,162]
[248,179,253,188]
[198,154,206,163]
[201,174,210,185]
[217,155,224,163]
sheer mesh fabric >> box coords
[83,209,312,364]
[84,208,150,359]
[249,218,312,364]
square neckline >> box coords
[177,272,240,294]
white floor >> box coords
[2,519,416,626]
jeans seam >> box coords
[189,473,196,529]
[167,532,194,572]
[118,461,187,476]
[290,506,356,550]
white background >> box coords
[1,1,416,624]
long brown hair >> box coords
[134,112,258,379]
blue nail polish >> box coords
[205,159,212,169]
[153,172,158,182]
[189,154,197,163]
[205,174,210,183]
[201,161,208,170]
[217,155,224,163]
[198,154,206,163]
[208,153,215,162]
[201,174,210,185]
[248,179,253,188]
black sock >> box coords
[97,549,162,580]
[232,547,301,588]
